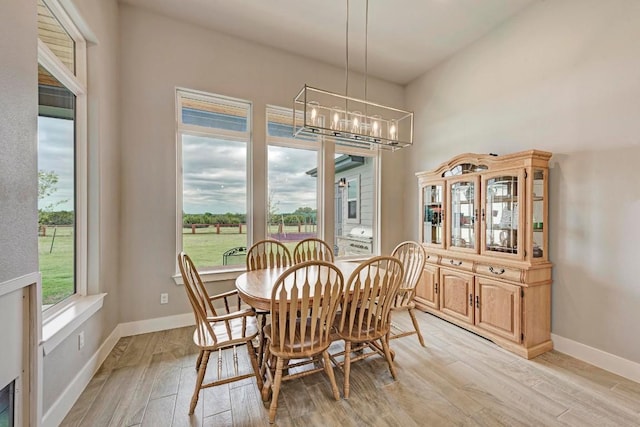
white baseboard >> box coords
[118,312,194,337]
[551,333,640,383]
[42,325,122,427]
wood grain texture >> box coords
[61,312,640,426]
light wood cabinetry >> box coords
[415,150,553,359]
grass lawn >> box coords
[39,226,74,306]
[38,224,319,306]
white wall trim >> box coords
[42,324,121,427]
[551,333,640,384]
[118,312,194,337]
[0,272,41,298]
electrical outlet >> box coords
[78,331,85,350]
[160,293,169,304]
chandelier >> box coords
[293,0,413,150]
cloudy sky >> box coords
[38,127,319,215]
[38,116,75,211]
[182,134,317,214]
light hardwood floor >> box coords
[60,311,640,426]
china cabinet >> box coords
[415,150,552,359]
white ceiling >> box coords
[120,0,536,85]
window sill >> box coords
[42,293,107,355]
[173,267,245,285]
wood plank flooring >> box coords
[60,311,640,426]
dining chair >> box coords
[389,241,427,346]
[333,256,404,399]
[246,239,293,369]
[246,239,292,270]
[293,237,334,263]
[178,252,263,415]
[261,261,345,423]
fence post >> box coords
[191,224,196,234]
[239,223,242,234]
[216,224,221,234]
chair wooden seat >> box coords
[194,312,259,348]
[263,319,327,354]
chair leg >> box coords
[190,350,210,415]
[257,313,267,369]
[408,308,425,347]
[195,349,204,371]
[261,345,272,402]
[268,357,285,424]
[343,340,352,399]
[246,339,264,391]
[381,335,397,380]
[322,350,341,400]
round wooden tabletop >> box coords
[235,260,362,311]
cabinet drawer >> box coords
[476,263,523,282]
[441,256,473,272]
[424,253,438,263]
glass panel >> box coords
[0,381,14,427]
[443,163,488,177]
[423,184,443,245]
[450,181,475,249]
[485,175,519,254]
[532,169,545,258]
[267,145,318,252]
[38,65,76,309]
[181,98,248,132]
[181,135,248,268]
[335,153,375,257]
[37,0,75,75]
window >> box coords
[37,0,87,309]
[266,106,319,253]
[334,147,378,257]
[177,89,251,270]
[347,176,360,222]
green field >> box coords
[38,226,74,306]
[38,224,318,306]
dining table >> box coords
[235,260,364,311]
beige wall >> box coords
[118,5,405,323]
[403,0,640,362]
[0,0,38,418]
[41,0,121,415]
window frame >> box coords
[175,88,253,274]
[346,175,361,223]
[38,0,88,312]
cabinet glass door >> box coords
[422,183,444,247]
[531,169,546,260]
[483,170,524,259]
[448,177,478,252]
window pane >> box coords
[267,145,317,252]
[38,65,76,308]
[182,135,247,268]
[181,98,248,132]
[37,0,75,75]
[334,153,375,257]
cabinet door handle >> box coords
[475,295,480,308]
[489,266,505,275]
[481,208,485,220]
[469,294,473,306]
[450,259,462,266]
[434,283,438,293]
[474,209,478,223]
